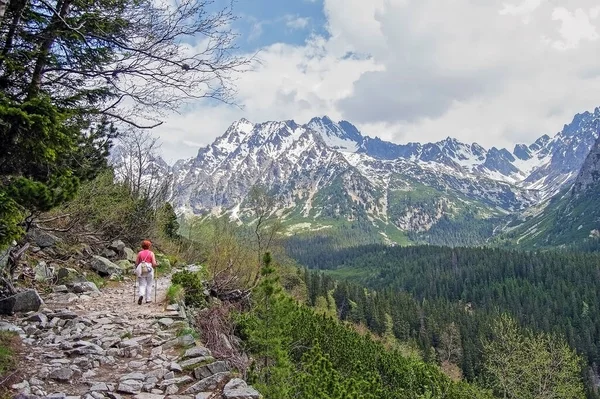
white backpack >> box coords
[135,253,153,277]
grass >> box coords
[85,272,107,289]
[166,284,185,304]
[0,331,20,394]
[176,326,200,339]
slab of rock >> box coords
[165,385,179,395]
[118,380,143,394]
[169,362,183,372]
[116,260,133,271]
[222,379,261,399]
[101,248,118,258]
[193,394,213,399]
[27,229,60,248]
[90,383,109,392]
[25,313,47,324]
[73,282,99,293]
[183,347,211,359]
[48,368,73,382]
[134,394,165,399]
[119,372,146,381]
[53,285,69,293]
[182,372,230,394]
[0,290,43,315]
[157,318,174,327]
[90,256,122,277]
[163,334,195,349]
[193,361,230,380]
[124,248,136,263]
[179,356,213,369]
[34,262,55,281]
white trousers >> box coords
[137,270,154,300]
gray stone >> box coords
[28,378,44,387]
[109,240,127,253]
[157,318,174,327]
[182,347,211,359]
[101,249,118,258]
[106,393,123,399]
[169,362,182,373]
[34,262,54,281]
[159,377,193,388]
[182,372,230,394]
[53,285,69,293]
[124,248,136,263]
[129,360,146,369]
[46,393,67,399]
[56,268,85,285]
[90,383,109,392]
[90,392,105,399]
[72,282,99,294]
[163,372,174,381]
[117,380,143,394]
[133,394,164,399]
[11,381,29,390]
[179,356,213,369]
[50,310,78,319]
[27,229,60,248]
[115,260,133,271]
[165,385,178,395]
[27,312,49,325]
[48,368,73,382]
[193,361,230,380]
[166,304,179,311]
[0,289,43,315]
[194,394,212,399]
[89,256,122,277]
[119,372,145,381]
[145,369,166,380]
[222,379,261,399]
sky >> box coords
[153,0,600,163]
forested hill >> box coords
[293,244,600,395]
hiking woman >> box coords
[135,240,157,305]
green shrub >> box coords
[171,270,206,308]
[0,331,18,376]
[166,284,185,304]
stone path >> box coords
[1,274,261,399]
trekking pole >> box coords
[133,274,136,303]
[154,267,157,303]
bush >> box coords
[171,270,206,308]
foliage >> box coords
[0,331,17,376]
[297,244,600,396]
[482,314,585,399]
[157,203,180,240]
[166,284,184,305]
[171,270,205,308]
[236,253,492,399]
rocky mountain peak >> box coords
[572,135,600,196]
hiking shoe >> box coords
[138,296,143,305]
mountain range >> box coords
[111,107,600,247]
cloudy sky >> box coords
[153,0,600,163]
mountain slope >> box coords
[112,107,600,246]
[503,134,600,249]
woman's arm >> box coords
[151,252,158,267]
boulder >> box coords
[222,379,261,399]
[183,347,212,359]
[34,262,54,282]
[193,361,230,380]
[109,240,127,253]
[182,372,230,394]
[124,248,136,263]
[0,290,43,315]
[27,229,60,248]
[56,268,86,285]
[0,322,25,335]
[101,249,118,258]
[72,282,99,293]
[116,260,133,271]
[89,256,122,277]
[48,368,73,382]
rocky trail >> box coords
[0,272,260,399]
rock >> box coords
[193,361,230,380]
[90,383,109,392]
[133,394,164,399]
[157,318,174,328]
[46,393,67,399]
[163,372,174,381]
[48,368,73,382]
[117,380,143,394]
[179,356,213,369]
[182,372,230,394]
[165,385,178,395]
[0,290,43,315]
[109,240,127,253]
[34,262,54,282]
[101,249,118,258]
[11,381,29,390]
[194,394,213,399]
[183,347,211,359]
[222,379,261,399]
[89,256,122,277]
[72,282,99,294]
[119,372,146,381]
[106,393,123,399]
[166,304,179,311]
[124,248,136,263]
[50,310,78,319]
[162,334,195,349]
[56,268,86,285]
[115,260,133,271]
[169,362,182,372]
[27,229,60,248]
[25,313,47,324]
[53,285,69,293]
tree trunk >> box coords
[27,0,72,99]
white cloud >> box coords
[284,15,310,30]
[154,0,600,163]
